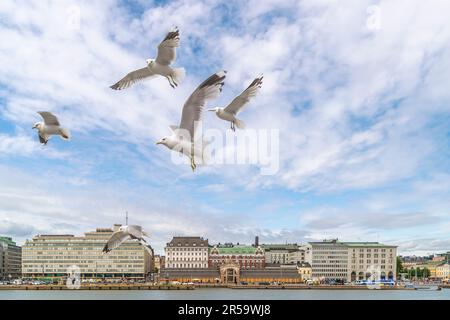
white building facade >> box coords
[305,240,397,282]
[165,237,209,269]
[22,225,153,280]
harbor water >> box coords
[1,288,449,300]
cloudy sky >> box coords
[0,0,449,255]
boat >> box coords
[413,284,441,291]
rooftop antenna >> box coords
[126,211,128,225]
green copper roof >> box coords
[343,242,397,248]
[211,246,260,254]
[0,236,17,246]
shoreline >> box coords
[1,284,444,290]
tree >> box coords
[423,267,430,279]
[396,257,403,276]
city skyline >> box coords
[1,1,450,256]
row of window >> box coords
[166,263,208,268]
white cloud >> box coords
[0,1,449,254]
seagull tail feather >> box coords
[171,67,186,86]
[234,118,246,129]
[60,127,71,140]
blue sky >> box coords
[0,0,449,255]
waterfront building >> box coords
[22,225,153,280]
[209,243,265,269]
[297,262,312,282]
[0,236,22,280]
[160,262,302,284]
[306,239,349,282]
[262,244,305,264]
[165,237,209,269]
[153,255,165,272]
[436,263,450,279]
[346,242,397,282]
[305,239,397,282]
[428,264,437,278]
[160,267,220,283]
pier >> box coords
[0,284,195,290]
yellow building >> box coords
[436,263,450,279]
[297,262,312,282]
[22,225,153,281]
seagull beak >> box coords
[207,109,215,112]
[155,140,162,145]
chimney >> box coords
[255,236,259,247]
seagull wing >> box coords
[179,71,226,139]
[102,231,130,253]
[110,67,156,90]
[37,111,60,126]
[128,225,143,239]
[156,27,180,66]
[224,75,263,115]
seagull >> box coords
[208,75,263,131]
[32,111,71,145]
[110,27,185,90]
[156,70,226,171]
[102,225,152,255]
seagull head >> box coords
[156,136,179,149]
[146,59,155,66]
[156,137,169,147]
[32,122,42,130]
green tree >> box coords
[396,257,403,277]
[423,267,430,279]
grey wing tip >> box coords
[199,71,227,89]
[110,83,121,90]
[164,28,180,41]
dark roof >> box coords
[241,269,300,278]
[160,268,219,278]
[167,237,209,247]
[262,244,299,251]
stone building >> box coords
[153,255,165,272]
[262,244,305,265]
[305,239,397,282]
[346,242,397,282]
[165,237,209,269]
[436,263,450,279]
[297,262,312,281]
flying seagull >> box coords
[102,225,152,255]
[156,70,226,171]
[208,75,263,131]
[110,27,185,90]
[32,111,71,145]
